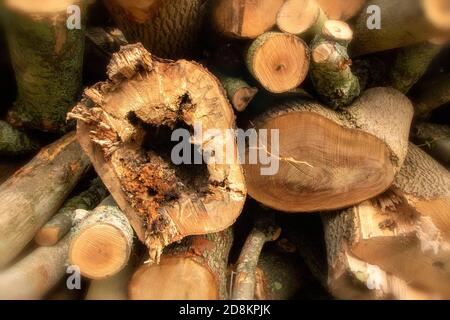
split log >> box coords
[276,0,327,40]
[34,177,109,246]
[0,132,90,268]
[216,73,258,112]
[243,87,413,212]
[316,0,366,20]
[129,228,233,300]
[246,32,310,93]
[413,122,450,167]
[68,43,246,264]
[413,73,450,117]
[231,214,281,300]
[4,0,87,132]
[103,0,208,59]
[323,144,450,295]
[350,0,450,57]
[0,120,39,156]
[212,0,284,39]
[69,196,134,279]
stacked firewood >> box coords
[0,0,449,300]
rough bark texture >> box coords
[4,0,87,132]
[34,177,109,246]
[413,122,450,167]
[129,228,233,300]
[0,120,39,156]
[243,87,413,212]
[0,132,90,267]
[350,0,450,57]
[231,214,281,300]
[413,73,450,117]
[69,43,246,264]
[69,196,134,279]
[216,73,258,112]
[103,0,208,59]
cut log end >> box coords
[276,0,321,35]
[423,0,450,31]
[321,20,353,44]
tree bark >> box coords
[0,120,39,156]
[413,122,450,167]
[0,132,90,268]
[243,87,413,212]
[68,43,246,264]
[323,143,450,296]
[34,177,109,246]
[69,196,134,280]
[246,32,310,93]
[4,0,87,132]
[129,228,233,300]
[216,72,258,112]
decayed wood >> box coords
[34,177,109,246]
[212,0,284,39]
[231,214,281,300]
[316,0,366,20]
[350,0,450,57]
[246,32,310,93]
[69,196,134,280]
[413,122,450,167]
[0,120,39,156]
[0,132,90,268]
[413,73,450,117]
[243,87,413,212]
[103,0,208,59]
[323,144,450,295]
[68,43,246,264]
[129,228,233,300]
[4,0,87,132]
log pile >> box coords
[0,0,449,300]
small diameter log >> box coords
[68,44,246,264]
[351,0,450,57]
[276,0,327,40]
[316,0,366,20]
[323,144,450,295]
[69,196,134,280]
[310,22,359,108]
[129,228,233,300]
[4,0,87,132]
[212,0,284,39]
[0,132,90,268]
[103,0,208,59]
[231,215,281,300]
[34,177,109,246]
[243,87,413,212]
[413,73,450,117]
[217,73,258,112]
[413,122,450,167]
[0,120,39,156]
[246,32,310,93]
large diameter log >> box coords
[243,87,413,212]
[68,43,246,264]
[323,144,450,295]
[69,196,134,279]
[350,0,450,57]
[246,32,310,93]
[413,122,450,167]
[212,0,284,39]
[4,0,87,132]
[129,228,233,300]
[413,73,450,117]
[103,0,208,59]
[0,120,39,156]
[316,0,366,20]
[0,132,90,268]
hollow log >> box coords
[323,144,450,295]
[69,196,134,280]
[0,132,90,268]
[243,87,413,212]
[68,43,246,264]
[413,122,450,167]
[350,0,450,57]
[413,73,450,117]
[316,0,366,20]
[4,0,87,132]
[212,0,284,39]
[129,228,233,300]
[103,0,208,59]
[0,120,39,156]
[246,32,310,93]
[34,177,109,246]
